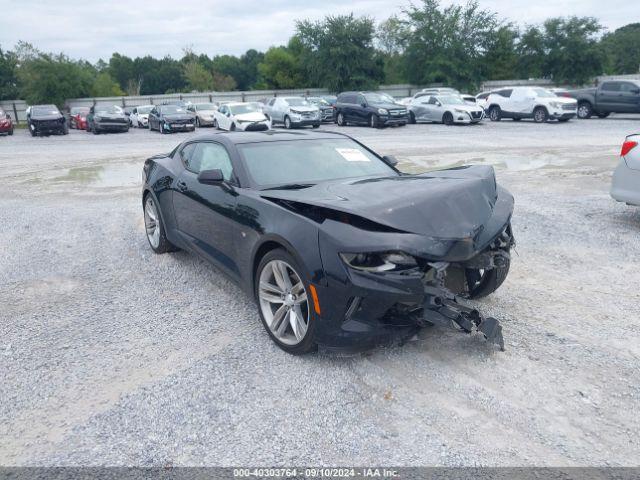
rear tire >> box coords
[143,193,178,254]
[577,102,592,119]
[488,106,501,122]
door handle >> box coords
[177,181,188,192]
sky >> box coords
[1,0,635,62]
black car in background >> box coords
[148,105,196,134]
[335,92,408,128]
[27,105,68,136]
[86,105,129,134]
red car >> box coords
[0,108,14,136]
[69,106,90,130]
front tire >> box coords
[255,249,316,355]
[143,194,178,254]
[369,114,380,128]
[533,107,548,123]
[8,127,13,136]
[466,258,510,299]
[442,112,454,125]
[577,102,592,119]
[284,116,292,129]
[337,112,346,126]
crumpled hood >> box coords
[289,106,318,114]
[449,104,483,114]
[262,165,505,239]
[235,112,268,122]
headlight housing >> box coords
[340,251,418,273]
[454,108,467,113]
[377,108,389,115]
[550,102,561,109]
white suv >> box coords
[485,87,578,123]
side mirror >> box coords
[435,101,442,107]
[226,112,231,117]
[361,103,367,108]
[198,169,224,185]
[382,155,399,167]
[631,88,640,95]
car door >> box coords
[597,82,622,112]
[619,82,640,113]
[509,88,533,115]
[149,107,159,130]
[172,141,241,277]
[355,94,367,124]
[217,105,229,130]
[422,96,439,121]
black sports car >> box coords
[142,131,514,354]
[86,105,130,134]
[149,105,196,134]
[27,105,68,136]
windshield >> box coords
[364,93,395,104]
[284,98,309,107]
[238,138,397,188]
[195,103,216,110]
[161,105,186,114]
[71,107,89,115]
[532,88,556,98]
[32,106,60,115]
[437,96,465,105]
[95,105,123,114]
[306,97,329,106]
[137,106,154,114]
[229,104,259,115]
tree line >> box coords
[1,0,639,107]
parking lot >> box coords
[1,117,639,466]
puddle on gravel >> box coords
[24,162,142,188]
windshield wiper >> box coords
[262,183,316,191]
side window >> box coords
[601,82,620,92]
[620,82,639,93]
[180,143,198,172]
[357,95,366,105]
[268,98,276,106]
[499,89,513,98]
[427,96,437,105]
[190,143,234,180]
[219,105,226,115]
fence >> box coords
[0,100,28,124]
[64,84,430,110]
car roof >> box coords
[187,130,351,145]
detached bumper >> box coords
[611,159,640,206]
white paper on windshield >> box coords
[336,148,370,162]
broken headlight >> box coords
[340,251,417,273]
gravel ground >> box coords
[1,116,639,467]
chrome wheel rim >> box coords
[259,260,309,346]
[338,113,344,125]
[578,105,589,118]
[144,197,161,248]
[534,110,545,122]
[285,117,291,129]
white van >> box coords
[485,87,578,123]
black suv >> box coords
[27,105,68,136]
[335,91,408,128]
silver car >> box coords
[187,102,218,128]
[263,97,320,129]
[611,134,640,206]
[409,94,484,125]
